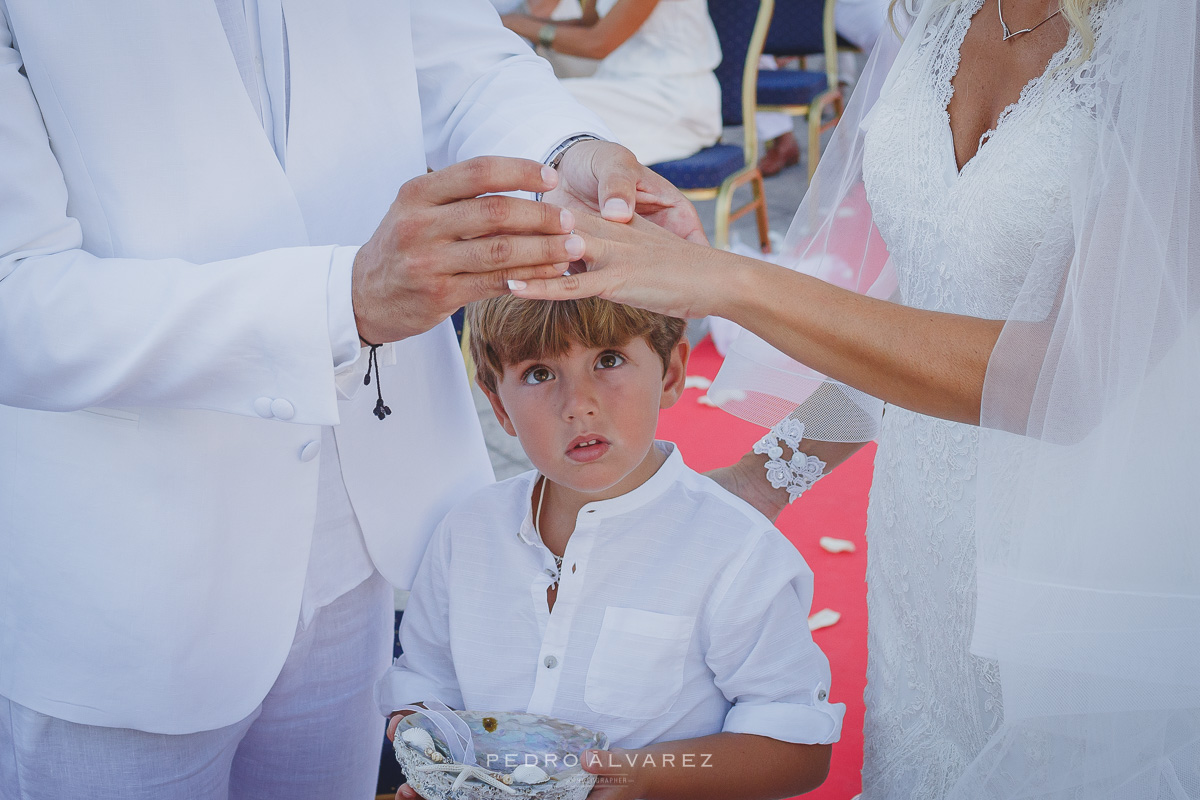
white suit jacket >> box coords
[0,0,607,734]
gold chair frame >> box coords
[679,0,776,253]
[756,0,845,182]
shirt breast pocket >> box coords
[584,607,695,720]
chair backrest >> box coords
[707,0,775,128]
[763,0,829,57]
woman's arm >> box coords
[502,0,661,60]
[510,213,1003,426]
[707,440,867,522]
[525,0,572,16]
[584,735,830,800]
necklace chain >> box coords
[997,0,1062,41]
[533,476,565,586]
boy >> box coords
[378,296,843,798]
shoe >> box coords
[759,131,801,177]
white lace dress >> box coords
[857,1,1103,797]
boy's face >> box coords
[481,336,689,499]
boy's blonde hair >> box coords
[467,296,686,393]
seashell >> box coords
[430,751,445,763]
[401,727,437,753]
[819,536,856,554]
[510,764,550,784]
[393,710,607,800]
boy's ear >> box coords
[659,339,691,410]
[478,379,519,437]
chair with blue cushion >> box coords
[757,0,847,181]
[649,0,775,253]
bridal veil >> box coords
[709,1,1200,796]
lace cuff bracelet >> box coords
[753,418,827,504]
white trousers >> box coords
[0,571,393,800]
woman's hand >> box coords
[509,211,732,320]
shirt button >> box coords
[299,440,320,462]
[543,655,558,669]
[270,398,295,420]
[544,568,557,578]
[253,397,274,418]
[816,689,828,702]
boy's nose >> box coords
[562,383,599,420]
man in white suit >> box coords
[0,1,702,797]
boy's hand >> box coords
[385,711,408,743]
[583,748,647,800]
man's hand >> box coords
[545,140,707,245]
[352,156,585,344]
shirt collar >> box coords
[516,441,683,546]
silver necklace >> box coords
[533,476,565,588]
[997,0,1062,41]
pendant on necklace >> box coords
[997,0,1062,42]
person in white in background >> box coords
[492,0,602,77]
[500,0,723,165]
[758,0,890,176]
[0,1,702,798]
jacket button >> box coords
[299,441,321,462]
[270,398,295,420]
[254,397,274,418]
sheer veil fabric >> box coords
[710,1,1200,797]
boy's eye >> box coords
[522,366,555,385]
[595,352,626,370]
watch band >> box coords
[535,134,601,201]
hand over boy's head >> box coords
[467,296,688,499]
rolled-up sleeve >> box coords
[704,531,845,745]
[374,519,465,716]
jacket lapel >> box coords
[6,0,310,261]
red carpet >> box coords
[657,335,873,800]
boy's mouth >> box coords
[566,435,611,464]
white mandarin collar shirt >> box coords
[379,443,844,749]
